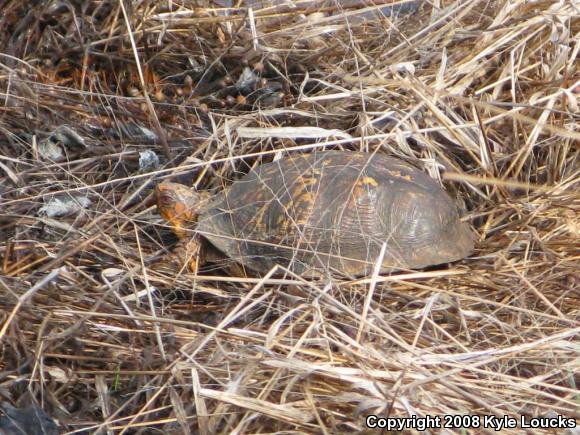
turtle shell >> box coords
[197,151,474,276]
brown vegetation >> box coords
[0,0,578,433]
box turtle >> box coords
[156,151,474,276]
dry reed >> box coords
[0,0,578,433]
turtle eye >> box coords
[160,193,174,206]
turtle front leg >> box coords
[171,233,205,274]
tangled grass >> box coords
[0,0,578,433]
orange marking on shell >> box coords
[274,187,316,233]
[252,203,270,234]
[389,170,412,181]
[295,190,315,207]
[295,191,316,225]
[358,176,379,187]
[351,185,365,207]
[282,178,317,227]
[301,177,318,186]
[291,184,303,198]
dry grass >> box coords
[0,0,578,433]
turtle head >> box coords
[155,182,200,239]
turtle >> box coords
[156,150,475,277]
